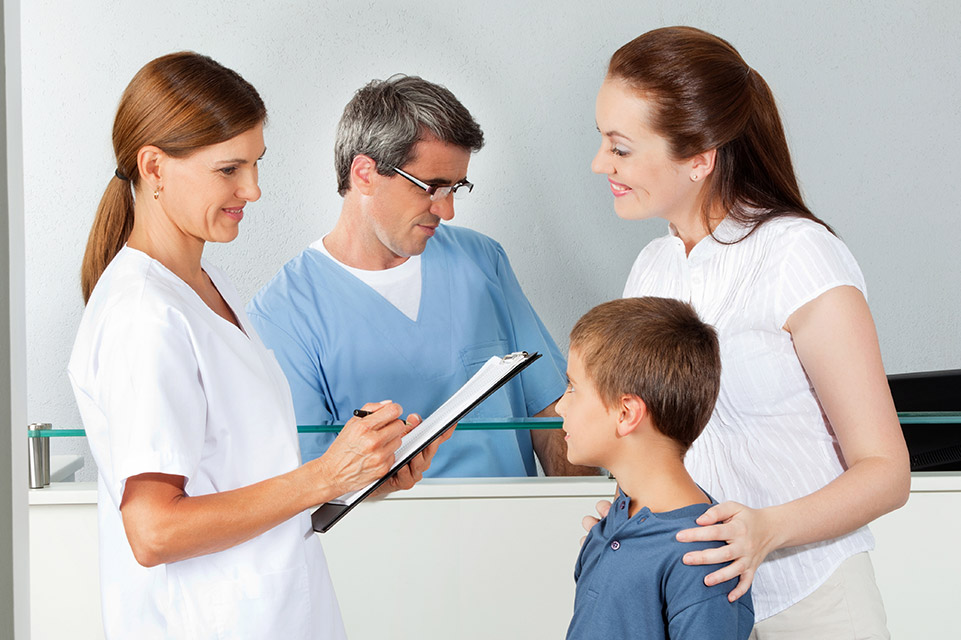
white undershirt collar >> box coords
[310,236,423,321]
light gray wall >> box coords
[19,1,961,480]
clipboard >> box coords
[311,351,542,533]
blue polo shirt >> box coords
[567,490,754,639]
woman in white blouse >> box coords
[69,52,442,639]
[586,27,909,638]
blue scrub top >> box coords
[247,225,567,477]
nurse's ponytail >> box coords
[82,172,135,304]
[81,51,267,303]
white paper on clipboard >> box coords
[332,351,538,505]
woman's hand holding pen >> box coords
[312,400,409,500]
[372,413,454,497]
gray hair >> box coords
[334,74,485,195]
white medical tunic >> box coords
[68,247,345,639]
[623,216,875,621]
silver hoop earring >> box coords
[153,189,160,200]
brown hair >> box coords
[81,51,267,302]
[569,297,720,453]
[608,26,832,240]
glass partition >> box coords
[25,413,961,481]
[27,413,961,437]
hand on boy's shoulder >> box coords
[579,499,612,546]
[675,500,773,604]
[663,506,754,639]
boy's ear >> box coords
[615,394,647,437]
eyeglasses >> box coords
[392,167,474,201]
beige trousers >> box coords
[749,552,889,640]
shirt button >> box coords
[610,541,620,551]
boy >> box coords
[558,297,754,639]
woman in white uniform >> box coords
[68,52,441,639]
[584,27,910,638]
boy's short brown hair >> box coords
[569,297,720,452]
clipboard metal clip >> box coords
[502,351,530,364]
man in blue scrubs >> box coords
[248,75,593,477]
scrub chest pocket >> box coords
[459,340,513,419]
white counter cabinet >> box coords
[28,474,961,639]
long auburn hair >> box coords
[81,51,266,303]
[608,26,832,240]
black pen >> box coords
[353,409,371,418]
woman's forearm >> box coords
[763,453,909,553]
[120,463,339,567]
[121,403,410,566]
